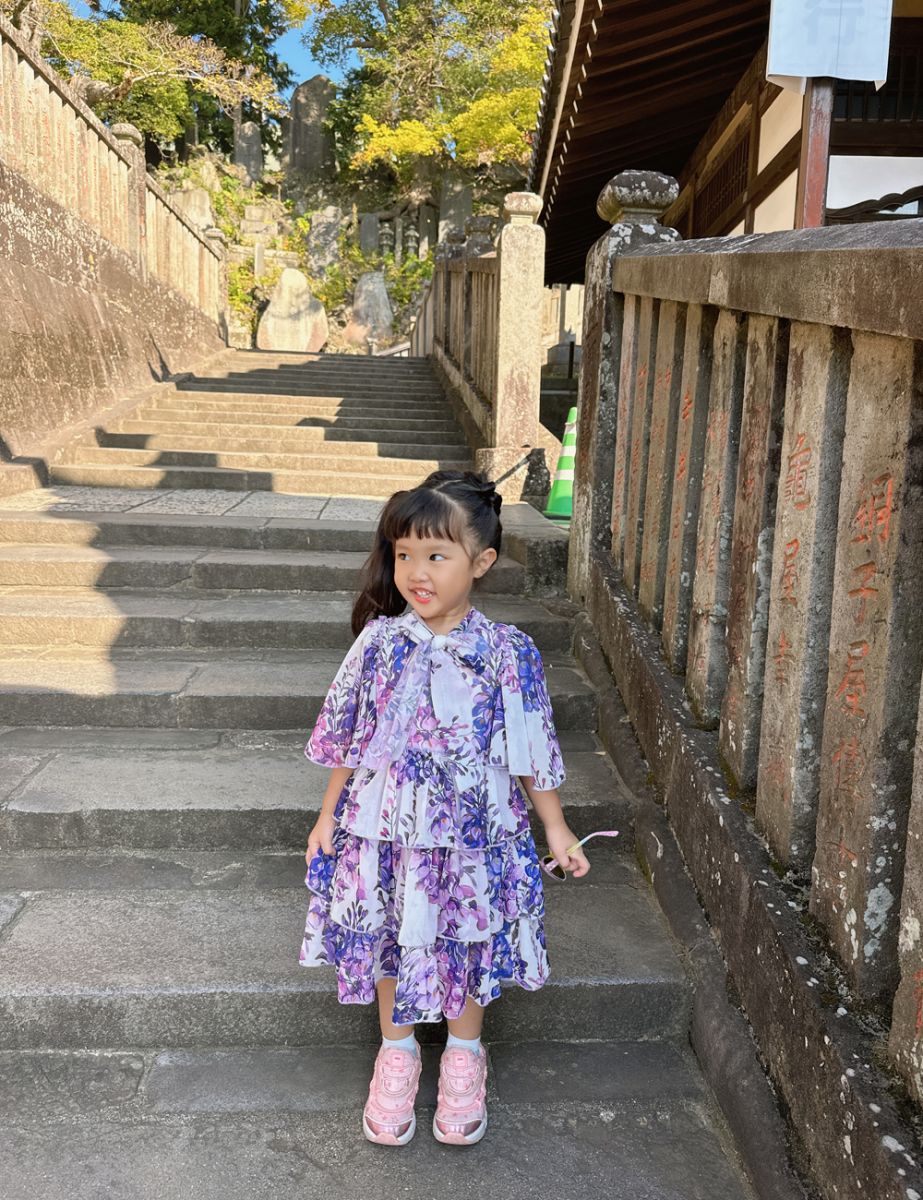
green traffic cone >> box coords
[544,405,577,526]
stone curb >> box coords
[580,559,923,1200]
[573,608,812,1200]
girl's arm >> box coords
[306,766,355,861]
[517,776,590,878]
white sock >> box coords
[383,1031,419,1056]
[446,1033,482,1053]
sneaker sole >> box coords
[363,1112,417,1146]
[431,1113,488,1146]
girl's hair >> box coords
[351,470,503,635]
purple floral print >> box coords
[299,605,565,1025]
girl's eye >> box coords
[431,554,445,561]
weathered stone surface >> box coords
[685,310,747,726]
[286,76,335,181]
[888,674,923,1105]
[307,205,341,272]
[171,187,213,231]
[609,294,639,566]
[620,297,656,595]
[568,239,622,605]
[638,300,685,627]
[661,305,715,673]
[438,173,472,240]
[810,331,923,1003]
[256,269,328,353]
[596,170,680,225]
[587,553,923,1200]
[0,162,223,459]
[718,316,787,791]
[343,271,393,346]
[234,121,262,184]
[418,204,437,256]
[358,213,379,255]
[755,323,849,869]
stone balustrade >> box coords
[430,192,560,500]
[0,15,227,465]
[0,15,224,325]
[571,169,923,1194]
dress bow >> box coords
[361,609,486,767]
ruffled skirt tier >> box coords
[300,761,550,1023]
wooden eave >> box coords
[529,0,772,282]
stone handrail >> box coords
[0,14,224,325]
[570,170,923,1199]
[430,194,558,499]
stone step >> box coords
[0,647,594,729]
[214,357,437,374]
[94,430,471,460]
[59,446,472,477]
[151,392,453,417]
[0,1064,754,1200]
[177,378,446,400]
[0,510,385,550]
[0,730,627,850]
[0,854,691,1049]
[109,417,469,448]
[133,406,463,434]
[205,359,439,378]
[48,463,465,497]
[0,544,524,593]
[0,591,571,650]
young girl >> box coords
[300,469,590,1147]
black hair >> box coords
[351,470,503,635]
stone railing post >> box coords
[203,226,228,342]
[474,191,545,497]
[111,122,147,276]
[567,170,680,605]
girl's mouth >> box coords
[412,590,434,603]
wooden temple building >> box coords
[529,0,923,283]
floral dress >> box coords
[299,603,566,1026]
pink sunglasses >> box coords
[540,830,620,880]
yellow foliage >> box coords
[352,113,448,170]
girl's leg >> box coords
[446,995,484,1041]
[377,978,417,1042]
[362,979,421,1145]
[435,997,488,1144]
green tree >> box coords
[306,1,548,200]
[1,0,284,144]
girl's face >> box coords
[393,530,497,628]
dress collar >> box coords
[398,604,481,644]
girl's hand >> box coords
[306,811,336,864]
[545,821,590,878]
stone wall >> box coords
[0,15,226,462]
[572,211,923,1200]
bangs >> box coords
[381,487,472,551]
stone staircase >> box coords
[0,352,758,1198]
[50,351,475,498]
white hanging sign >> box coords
[767,0,894,94]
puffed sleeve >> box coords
[305,617,385,768]
[489,626,566,791]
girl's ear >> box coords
[475,547,498,576]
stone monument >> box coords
[308,205,342,272]
[234,121,263,184]
[256,268,329,352]
[344,272,393,346]
[286,76,336,181]
[438,175,473,241]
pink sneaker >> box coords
[432,1045,488,1145]
[362,1043,422,1146]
